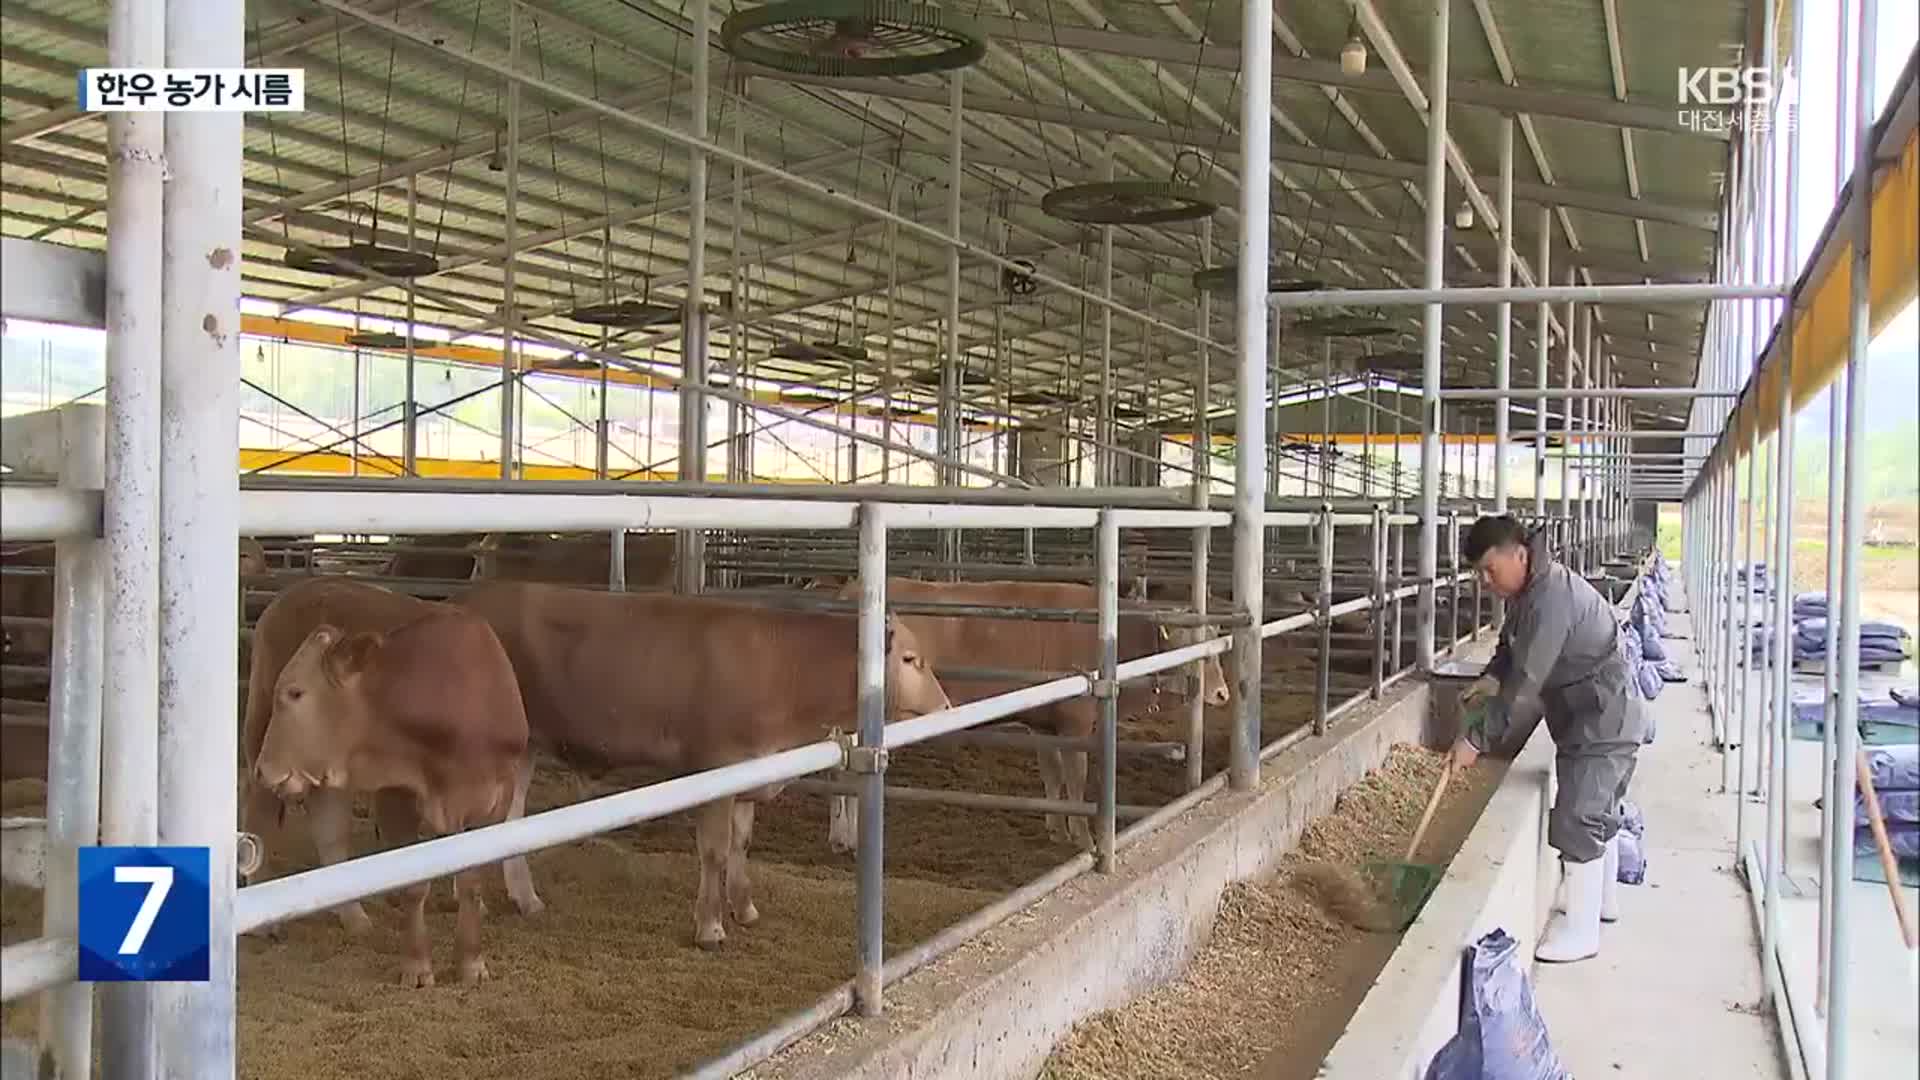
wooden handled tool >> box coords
[1855,750,1918,950]
[1404,759,1456,862]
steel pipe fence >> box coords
[0,473,1501,1080]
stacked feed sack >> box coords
[1788,687,1920,739]
[1792,617,1913,667]
[1859,742,1920,868]
[1619,621,1666,703]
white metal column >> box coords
[155,1,243,1073]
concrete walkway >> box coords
[1531,605,1788,1079]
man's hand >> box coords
[1449,738,1480,770]
[1460,674,1499,707]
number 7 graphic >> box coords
[114,864,174,955]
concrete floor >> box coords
[1531,608,1789,1080]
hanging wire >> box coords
[428,0,491,260]
[366,34,401,239]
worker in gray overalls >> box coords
[1450,514,1651,963]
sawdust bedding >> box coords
[1039,744,1502,1080]
[0,664,1319,1079]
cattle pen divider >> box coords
[0,473,1525,1077]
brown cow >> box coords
[469,531,676,587]
[383,532,677,589]
[255,608,529,987]
[455,581,951,949]
[241,576,543,935]
[835,578,1232,851]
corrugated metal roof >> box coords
[0,0,1743,424]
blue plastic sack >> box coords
[1617,828,1647,884]
[1616,800,1648,883]
[1640,631,1668,662]
[1422,929,1571,1080]
[1866,744,1920,792]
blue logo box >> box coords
[77,846,210,983]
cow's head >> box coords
[1152,623,1233,709]
[255,624,379,800]
[885,614,950,720]
[828,616,951,855]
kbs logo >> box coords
[1675,67,1791,136]
[1677,66,1775,106]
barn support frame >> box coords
[153,0,244,1075]
[1228,0,1272,790]
[95,0,165,1071]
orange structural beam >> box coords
[235,447,823,483]
[237,313,965,427]
[1729,115,1919,456]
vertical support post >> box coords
[100,2,165,1068]
[1818,0,1855,1016]
[1321,338,1335,497]
[1561,284,1577,546]
[1581,324,1595,572]
[499,0,520,479]
[882,178,900,483]
[1533,206,1551,518]
[1098,148,1116,488]
[403,172,418,475]
[1188,219,1213,791]
[41,405,106,1079]
[1827,1,1877,1065]
[1230,0,1272,790]
[1736,439,1758,857]
[1096,510,1120,870]
[1314,504,1333,735]
[727,80,748,491]
[1448,510,1461,651]
[1392,395,1406,673]
[609,529,627,592]
[853,503,888,1016]
[595,328,610,479]
[676,4,711,594]
[156,1,242,1072]
[1414,0,1451,673]
[939,73,963,578]
[99,0,165,1068]
[1371,502,1387,698]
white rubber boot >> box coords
[1552,863,1568,914]
[1536,856,1605,963]
[1600,834,1621,924]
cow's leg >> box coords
[371,789,448,913]
[1035,747,1068,843]
[499,752,545,916]
[306,788,374,935]
[453,864,491,984]
[398,877,435,988]
[1058,705,1096,852]
[726,800,759,927]
[692,797,734,949]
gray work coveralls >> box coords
[1468,532,1650,863]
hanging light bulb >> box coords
[1341,35,1367,75]
[1454,202,1474,230]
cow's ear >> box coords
[324,631,382,684]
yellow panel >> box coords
[235,447,818,483]
[1730,125,1920,456]
[237,313,969,427]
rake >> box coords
[1359,755,1455,932]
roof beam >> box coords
[962,13,1720,140]
[761,72,1716,229]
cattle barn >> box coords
[2,2,1911,1079]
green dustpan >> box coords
[1361,757,1455,931]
